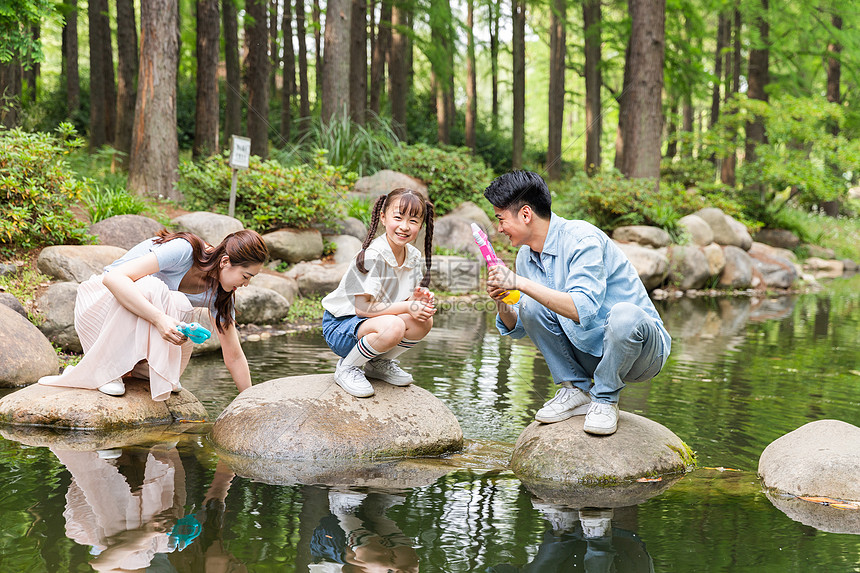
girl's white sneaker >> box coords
[98,379,126,396]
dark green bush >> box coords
[176,150,356,232]
[0,124,92,252]
[388,143,495,215]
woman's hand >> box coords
[407,299,436,322]
[154,314,187,346]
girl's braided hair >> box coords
[356,188,434,287]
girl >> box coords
[322,188,436,397]
[39,229,268,400]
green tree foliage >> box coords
[0,124,92,252]
[388,143,495,215]
[0,0,52,65]
[176,151,356,232]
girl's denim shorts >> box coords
[322,311,369,357]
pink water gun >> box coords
[471,223,521,304]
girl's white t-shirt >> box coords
[322,235,424,317]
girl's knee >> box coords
[369,315,407,342]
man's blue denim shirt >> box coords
[495,213,671,357]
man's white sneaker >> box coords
[583,402,619,435]
[535,386,591,423]
[98,379,126,396]
[364,358,413,386]
[335,358,375,397]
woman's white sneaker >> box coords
[583,402,619,435]
[98,379,126,396]
[535,386,591,423]
[364,358,413,386]
[335,358,375,397]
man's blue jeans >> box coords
[520,299,667,404]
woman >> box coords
[39,229,268,400]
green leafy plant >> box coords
[176,150,356,232]
[0,124,92,253]
[388,143,495,215]
[81,184,150,223]
[0,266,51,324]
[347,196,373,228]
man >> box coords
[483,171,671,435]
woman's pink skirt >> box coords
[38,274,194,401]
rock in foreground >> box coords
[0,378,208,430]
[511,411,693,505]
[0,304,58,387]
[759,419,860,502]
[212,374,463,461]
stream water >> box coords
[1,275,858,572]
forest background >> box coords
[1,0,859,262]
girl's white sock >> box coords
[379,338,421,360]
[341,336,382,368]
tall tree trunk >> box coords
[389,3,408,139]
[709,12,726,133]
[613,40,631,171]
[295,0,310,130]
[223,0,242,142]
[99,0,117,144]
[732,6,741,94]
[744,0,769,202]
[129,0,180,201]
[369,0,390,117]
[665,101,678,158]
[546,0,565,179]
[313,0,322,100]
[489,0,499,131]
[720,5,741,186]
[349,0,367,124]
[0,59,21,127]
[88,0,108,149]
[431,0,452,144]
[194,0,220,159]
[618,0,665,179]
[822,11,842,217]
[281,0,296,142]
[115,0,138,163]
[62,0,80,117]
[511,0,525,169]
[583,0,601,174]
[246,0,271,158]
[22,24,40,103]
[322,0,350,123]
[465,0,477,151]
[270,0,279,94]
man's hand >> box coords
[487,265,518,293]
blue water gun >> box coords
[177,322,212,344]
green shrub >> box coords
[82,184,151,223]
[347,196,373,228]
[176,150,356,232]
[0,124,92,252]
[388,143,495,215]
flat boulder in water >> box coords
[511,411,693,506]
[211,374,463,461]
[0,378,208,430]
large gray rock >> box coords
[614,242,669,290]
[612,225,671,248]
[695,208,746,249]
[88,214,164,249]
[701,242,726,276]
[755,228,800,250]
[171,211,244,245]
[678,214,714,247]
[263,228,325,263]
[37,245,127,282]
[211,373,463,461]
[333,217,369,241]
[667,245,711,290]
[765,491,860,535]
[234,286,290,324]
[326,234,363,264]
[759,420,860,503]
[525,474,683,510]
[511,412,693,493]
[36,282,81,352]
[429,255,481,293]
[748,244,798,289]
[0,422,192,452]
[433,214,481,258]
[0,263,20,277]
[448,201,497,239]
[726,216,753,251]
[0,378,208,429]
[249,272,299,305]
[803,257,844,279]
[0,304,59,387]
[719,246,754,288]
[295,263,350,297]
[352,170,428,202]
[805,244,836,259]
[0,293,27,318]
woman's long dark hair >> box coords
[153,229,268,332]
[355,188,435,288]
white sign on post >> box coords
[227,136,251,217]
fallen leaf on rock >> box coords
[636,477,662,482]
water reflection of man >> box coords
[310,490,419,573]
[489,504,653,573]
[483,171,671,435]
[51,444,244,572]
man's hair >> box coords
[483,171,552,219]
